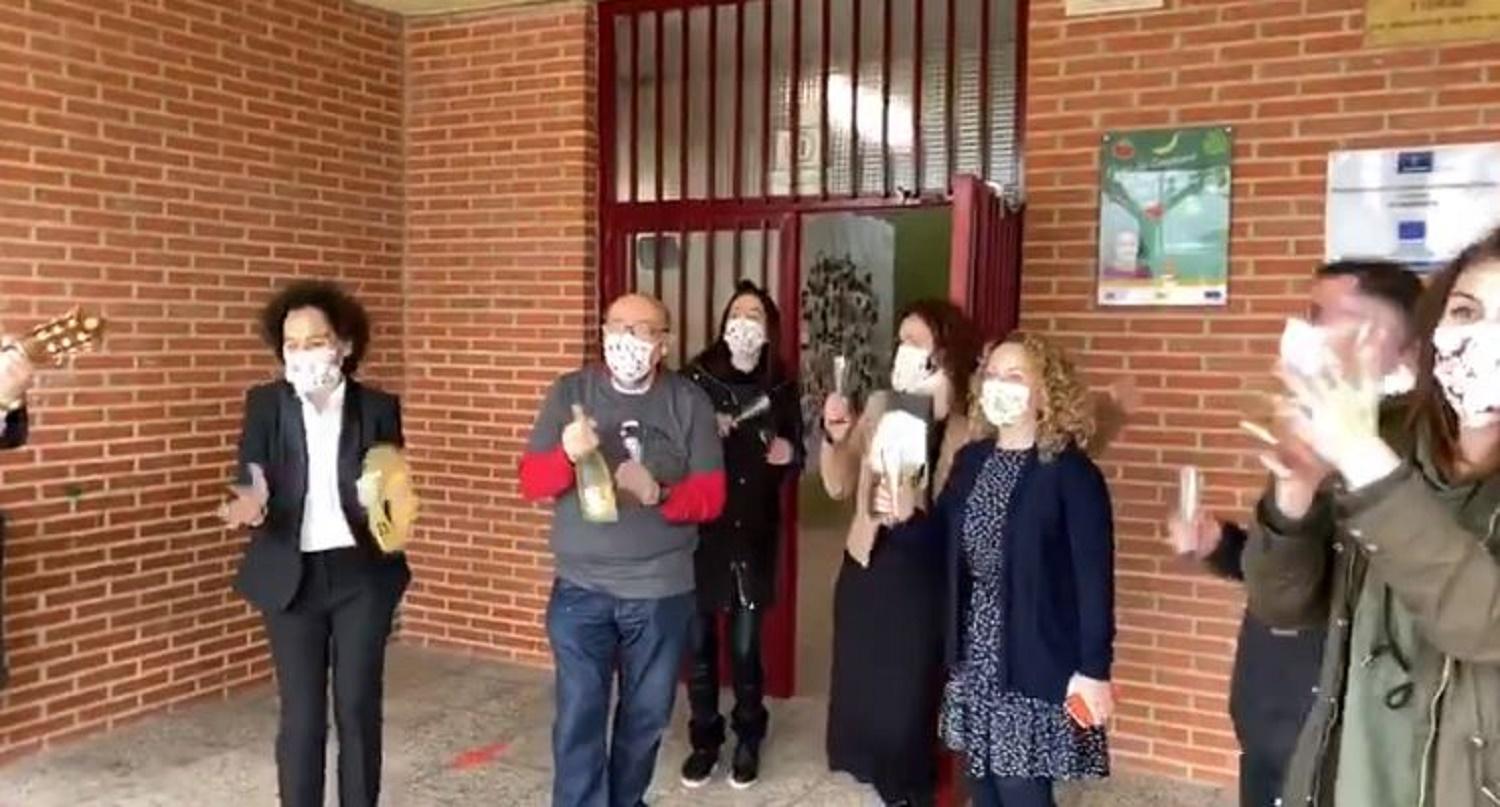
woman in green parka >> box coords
[1244,225,1500,807]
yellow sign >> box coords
[1366,0,1500,45]
[1065,0,1164,16]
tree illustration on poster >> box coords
[1097,125,1232,307]
[800,253,880,434]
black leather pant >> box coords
[686,604,767,751]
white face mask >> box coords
[723,317,767,372]
[980,379,1031,428]
[891,343,936,394]
[284,346,343,397]
[1280,317,1411,397]
[1433,322,1500,428]
[604,332,657,390]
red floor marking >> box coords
[449,742,510,770]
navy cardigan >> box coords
[935,440,1116,703]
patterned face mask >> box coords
[891,343,937,394]
[723,317,767,370]
[1433,321,1500,428]
[604,332,657,389]
[284,346,343,396]
[980,378,1031,428]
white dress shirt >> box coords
[299,382,358,553]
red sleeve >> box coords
[519,447,574,502]
[659,469,727,524]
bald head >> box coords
[606,293,671,333]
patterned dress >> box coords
[939,448,1110,781]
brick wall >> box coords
[1022,0,1500,784]
[0,0,403,761]
[399,5,596,665]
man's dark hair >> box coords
[259,280,371,375]
[1316,259,1424,324]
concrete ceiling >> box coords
[351,0,572,16]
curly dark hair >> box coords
[259,280,371,375]
[895,298,981,406]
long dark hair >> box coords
[1409,226,1500,478]
[895,298,981,405]
[693,280,789,385]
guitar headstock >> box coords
[19,308,106,366]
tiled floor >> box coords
[0,645,1231,806]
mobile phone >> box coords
[1065,693,1093,728]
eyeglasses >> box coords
[602,322,665,340]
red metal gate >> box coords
[598,0,1027,703]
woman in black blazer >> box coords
[221,281,409,807]
[928,333,1116,807]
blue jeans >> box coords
[547,578,695,807]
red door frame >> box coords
[599,199,950,703]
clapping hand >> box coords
[1166,509,1221,560]
[562,404,600,462]
[615,460,662,506]
[0,340,35,408]
[766,436,794,466]
[1275,325,1398,490]
[221,463,269,528]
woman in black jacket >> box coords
[679,281,803,791]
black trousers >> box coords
[686,603,767,750]
[967,775,1055,807]
[262,548,403,807]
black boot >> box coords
[728,739,760,790]
[681,715,724,788]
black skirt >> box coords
[826,524,945,804]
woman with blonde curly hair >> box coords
[930,332,1116,807]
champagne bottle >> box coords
[568,404,618,523]
[576,447,618,523]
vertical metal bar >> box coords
[630,14,640,202]
[655,11,665,202]
[762,0,773,199]
[881,0,891,197]
[790,0,802,199]
[944,0,955,193]
[762,221,772,287]
[850,0,862,198]
[654,233,664,299]
[709,7,720,199]
[912,0,923,193]
[819,0,830,200]
[706,229,718,358]
[979,0,990,180]
[681,10,690,200]
[679,229,690,366]
[734,0,745,200]
[735,229,744,282]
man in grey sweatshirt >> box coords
[519,293,726,807]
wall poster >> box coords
[1097,126,1232,307]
